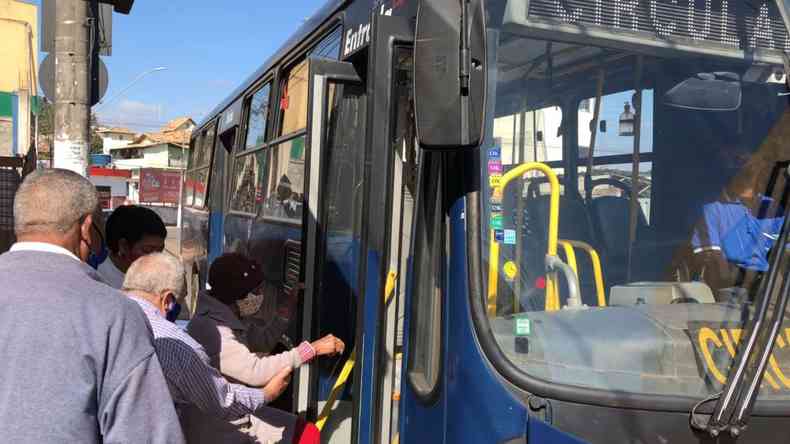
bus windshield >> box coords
[481,0,790,401]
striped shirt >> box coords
[129,295,267,421]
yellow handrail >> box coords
[557,241,578,277]
[316,270,398,431]
[487,162,561,314]
[558,239,606,307]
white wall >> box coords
[144,144,170,166]
[90,176,128,197]
[112,144,172,170]
[101,134,134,153]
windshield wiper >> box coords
[691,164,790,438]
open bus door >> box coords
[296,14,413,444]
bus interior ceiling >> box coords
[491,36,789,294]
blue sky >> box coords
[37,1,327,132]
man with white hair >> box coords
[122,252,295,440]
[0,169,184,443]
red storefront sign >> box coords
[139,168,182,204]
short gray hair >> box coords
[14,169,99,236]
[123,252,185,298]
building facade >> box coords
[0,0,38,156]
[96,127,136,153]
[107,117,194,170]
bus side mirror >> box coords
[414,0,486,149]
[600,120,607,133]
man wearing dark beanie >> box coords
[185,252,342,444]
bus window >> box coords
[274,28,341,139]
[578,90,654,160]
[479,2,790,403]
[408,152,443,398]
[260,136,305,221]
[309,26,342,60]
[244,83,272,151]
[311,82,367,429]
[185,123,216,209]
[183,137,198,207]
[493,105,563,165]
[229,150,268,214]
[192,169,209,208]
[579,162,653,222]
[191,124,213,170]
[277,60,309,137]
[491,105,564,196]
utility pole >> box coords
[53,0,91,176]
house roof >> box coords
[96,127,136,135]
[107,117,195,151]
[161,117,195,133]
[133,129,192,147]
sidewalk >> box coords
[165,226,180,257]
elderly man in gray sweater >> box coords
[0,169,184,443]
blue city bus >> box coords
[180,0,790,442]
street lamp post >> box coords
[93,66,168,111]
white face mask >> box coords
[237,292,264,317]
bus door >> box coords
[208,98,244,265]
[298,14,413,444]
[298,57,366,444]
[365,20,415,444]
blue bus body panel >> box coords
[446,197,530,443]
[400,197,593,443]
[400,197,532,443]
[357,248,382,443]
[316,234,361,401]
[530,418,589,444]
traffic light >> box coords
[99,0,134,14]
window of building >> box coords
[244,83,271,150]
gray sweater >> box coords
[0,250,185,443]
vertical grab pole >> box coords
[627,55,644,281]
[486,162,561,314]
[487,236,500,316]
[560,239,606,307]
[585,69,606,201]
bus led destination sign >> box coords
[505,0,790,60]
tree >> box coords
[36,99,54,160]
[90,112,103,154]
[38,99,54,137]
[37,101,104,157]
